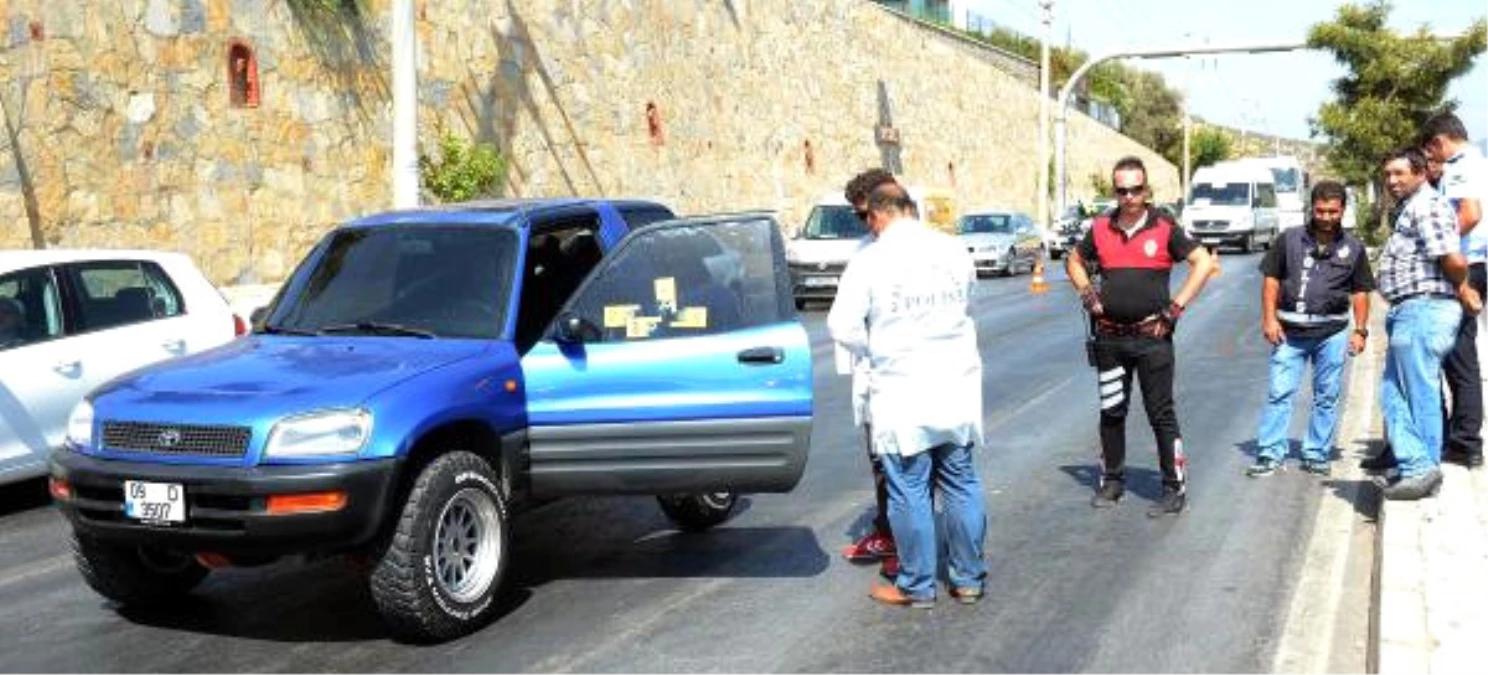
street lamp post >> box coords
[391,0,419,209]
[1036,1,1054,232]
[1052,41,1309,224]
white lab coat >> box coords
[827,217,983,457]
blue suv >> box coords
[50,199,814,641]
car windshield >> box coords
[267,225,518,339]
[957,214,1013,235]
[1189,182,1251,206]
[801,205,869,240]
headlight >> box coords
[264,410,372,459]
[785,246,800,263]
[66,400,94,449]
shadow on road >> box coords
[0,477,50,518]
[1057,463,1167,501]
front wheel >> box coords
[370,451,510,643]
[657,492,738,531]
[71,531,208,606]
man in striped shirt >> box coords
[1375,147,1481,500]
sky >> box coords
[962,0,1487,144]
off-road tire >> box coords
[71,530,208,606]
[370,451,509,643]
[657,492,738,532]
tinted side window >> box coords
[616,205,677,230]
[1258,184,1278,208]
[66,261,185,332]
[564,217,787,342]
[0,266,63,351]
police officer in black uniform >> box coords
[1066,157,1216,517]
[1248,181,1374,477]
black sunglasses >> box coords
[1113,186,1147,197]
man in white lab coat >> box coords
[828,183,987,609]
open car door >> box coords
[520,213,814,496]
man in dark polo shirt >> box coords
[1248,181,1374,478]
[1066,156,1216,517]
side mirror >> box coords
[554,312,601,343]
[249,307,267,326]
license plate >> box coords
[803,276,838,288]
[124,481,186,524]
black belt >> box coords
[1390,292,1456,304]
[1094,316,1164,338]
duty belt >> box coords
[1095,315,1165,338]
[1276,310,1349,326]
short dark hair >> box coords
[866,183,915,215]
[1111,155,1147,184]
[1383,146,1427,174]
[1310,180,1347,207]
[844,169,897,205]
[1422,111,1469,142]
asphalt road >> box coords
[0,252,1347,672]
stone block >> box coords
[145,0,180,37]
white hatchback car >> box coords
[0,250,243,484]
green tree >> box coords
[1308,1,1486,239]
[419,130,507,203]
[1189,127,1232,171]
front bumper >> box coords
[790,264,846,300]
[970,252,1012,274]
[51,450,401,556]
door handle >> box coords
[162,339,186,352]
[53,361,80,374]
[737,347,784,365]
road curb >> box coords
[1374,315,1488,674]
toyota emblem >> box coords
[156,429,183,448]
[817,262,828,271]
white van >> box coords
[1182,161,1281,252]
[786,186,956,309]
[1239,156,1308,230]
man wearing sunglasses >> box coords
[1066,156,1216,516]
[836,168,905,580]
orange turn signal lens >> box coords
[48,477,72,501]
[266,491,348,515]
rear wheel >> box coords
[658,492,738,531]
[71,531,208,606]
[370,451,509,643]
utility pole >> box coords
[1036,0,1054,231]
[391,0,419,209]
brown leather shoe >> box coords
[948,586,984,605]
[869,582,934,609]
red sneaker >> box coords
[841,531,896,562]
[879,555,900,580]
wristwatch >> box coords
[1354,327,1369,339]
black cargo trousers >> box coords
[1092,334,1187,490]
[1443,263,1486,459]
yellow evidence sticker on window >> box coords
[670,306,708,328]
[654,277,677,313]
[604,304,641,328]
[626,316,662,339]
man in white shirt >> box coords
[828,183,987,609]
[1424,112,1487,469]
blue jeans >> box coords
[1256,329,1351,463]
[1381,297,1462,477]
[878,442,987,601]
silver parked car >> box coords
[956,211,1044,277]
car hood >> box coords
[91,336,493,422]
[788,238,867,265]
[959,233,1015,248]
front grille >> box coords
[1191,220,1229,231]
[102,421,252,457]
[789,262,846,275]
